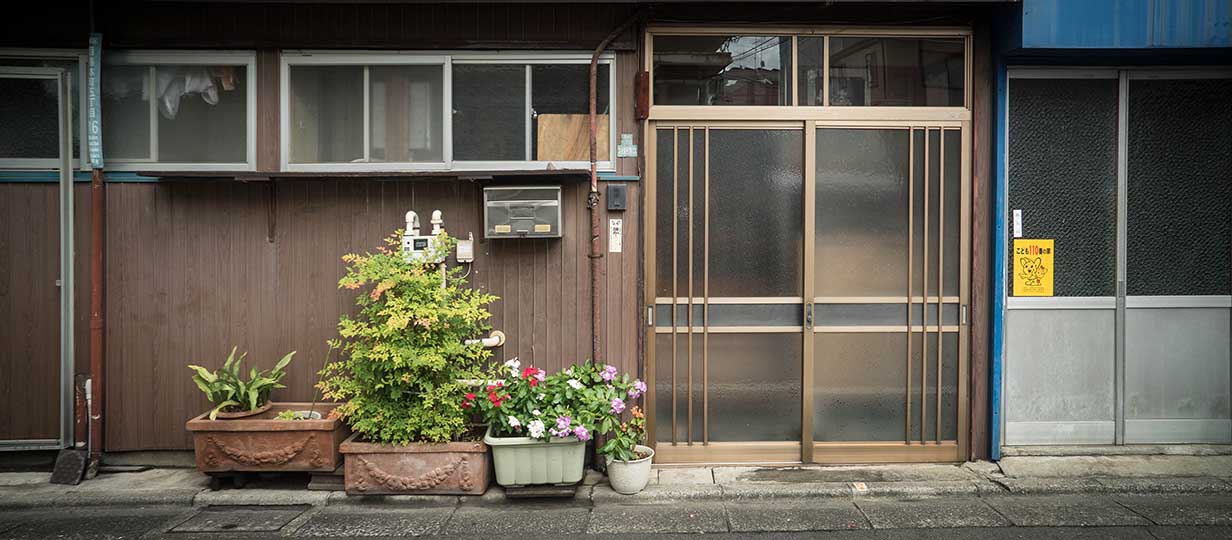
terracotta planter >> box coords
[339,433,490,495]
[484,426,586,487]
[185,402,347,473]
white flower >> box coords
[567,379,583,390]
[527,419,546,438]
[532,409,542,416]
[507,415,521,428]
[537,393,546,401]
[503,358,522,376]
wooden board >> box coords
[536,114,610,162]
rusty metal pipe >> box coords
[589,8,647,364]
[89,167,104,462]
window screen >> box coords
[1008,78,1118,296]
[452,65,526,161]
[0,57,80,159]
[1127,78,1232,295]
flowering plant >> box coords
[599,406,647,462]
[468,360,645,447]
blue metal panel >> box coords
[0,171,154,183]
[990,61,1009,461]
[1022,0,1231,48]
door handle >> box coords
[805,303,814,328]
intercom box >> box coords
[483,186,562,239]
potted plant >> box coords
[601,404,653,494]
[185,347,348,486]
[321,230,498,495]
[475,361,642,487]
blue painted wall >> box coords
[1022,0,1231,48]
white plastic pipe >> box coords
[465,330,506,349]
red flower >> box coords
[528,377,539,387]
[485,385,496,392]
[522,366,537,379]
[461,400,472,409]
[465,392,476,401]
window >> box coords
[0,50,86,169]
[103,51,256,170]
[649,32,968,108]
[283,52,615,171]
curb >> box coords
[3,476,1231,510]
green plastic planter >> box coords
[483,426,586,487]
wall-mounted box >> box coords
[483,186,562,239]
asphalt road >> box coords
[1,494,1230,539]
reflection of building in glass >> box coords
[653,36,791,105]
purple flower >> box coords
[555,415,571,431]
[601,364,618,382]
[549,427,570,438]
[535,369,546,382]
[573,425,590,441]
[610,397,626,414]
[629,379,647,399]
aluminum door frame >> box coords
[0,66,75,451]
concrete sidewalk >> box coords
[1,455,1231,510]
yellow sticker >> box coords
[494,224,512,233]
[534,224,551,233]
[1013,239,1054,297]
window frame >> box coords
[0,48,88,171]
[280,50,617,173]
[103,50,257,172]
[645,26,972,121]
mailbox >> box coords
[483,186,562,239]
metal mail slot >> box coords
[483,186,563,239]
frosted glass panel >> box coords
[0,77,59,159]
[708,129,803,297]
[102,66,152,160]
[814,333,907,441]
[1,57,80,157]
[289,66,362,163]
[1127,78,1232,295]
[654,332,704,444]
[655,129,674,298]
[815,128,910,297]
[708,333,802,442]
[369,65,444,163]
[452,65,525,161]
[942,129,961,297]
[157,66,247,163]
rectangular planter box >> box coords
[483,426,585,487]
[185,402,347,473]
[340,433,490,495]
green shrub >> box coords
[188,347,294,420]
[319,230,497,445]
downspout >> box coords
[989,60,1008,461]
[86,10,106,471]
[589,8,648,363]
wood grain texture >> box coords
[536,114,611,161]
[968,18,992,460]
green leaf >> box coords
[273,351,296,373]
[248,388,259,411]
[208,400,240,420]
[187,365,217,384]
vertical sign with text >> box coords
[1012,239,1054,297]
[87,33,103,169]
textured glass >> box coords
[452,65,526,161]
[813,303,958,326]
[905,332,959,440]
[0,77,59,158]
[829,38,964,107]
[1127,79,1232,295]
[675,130,690,302]
[708,333,802,441]
[1,58,80,157]
[653,332,703,443]
[370,65,444,163]
[910,129,925,296]
[532,64,609,161]
[814,333,907,441]
[910,129,944,297]
[797,37,825,106]
[653,35,792,105]
[654,304,802,327]
[102,65,152,160]
[942,129,961,297]
[655,129,674,297]
[289,66,363,163]
[692,129,706,292]
[708,129,804,297]
[815,128,911,297]
[157,66,247,163]
[1008,78,1118,296]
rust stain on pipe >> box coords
[89,167,105,460]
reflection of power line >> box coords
[727,37,783,65]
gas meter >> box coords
[401,210,447,264]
